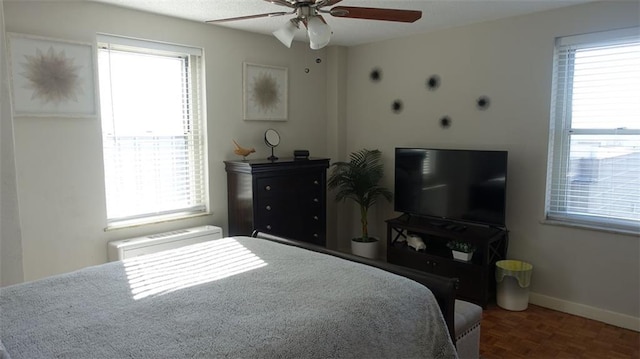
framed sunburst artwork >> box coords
[7,33,97,118]
[243,62,288,121]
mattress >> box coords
[0,235,457,358]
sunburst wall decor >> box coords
[8,33,97,117]
[243,62,288,121]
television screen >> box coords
[394,148,508,227]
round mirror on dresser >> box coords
[264,129,280,161]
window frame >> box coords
[97,34,209,229]
[545,27,640,234]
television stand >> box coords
[443,223,468,232]
[386,215,508,307]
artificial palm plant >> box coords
[327,149,393,243]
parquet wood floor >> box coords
[479,304,640,359]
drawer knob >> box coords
[265,185,271,191]
[265,205,272,211]
[266,225,272,230]
[313,180,319,185]
[313,198,319,203]
[313,215,319,220]
[313,233,319,238]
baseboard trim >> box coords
[529,292,640,332]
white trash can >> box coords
[495,260,533,311]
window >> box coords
[97,35,207,226]
[546,27,640,233]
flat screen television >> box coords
[394,148,508,227]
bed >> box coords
[0,233,458,358]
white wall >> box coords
[324,46,348,250]
[3,1,330,281]
[344,1,639,329]
[0,0,25,286]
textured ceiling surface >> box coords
[89,0,592,46]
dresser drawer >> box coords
[256,177,287,196]
[255,196,286,216]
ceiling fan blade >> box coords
[314,0,343,8]
[263,0,296,8]
[330,6,422,23]
[206,11,290,23]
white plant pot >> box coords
[351,237,379,259]
[452,250,474,261]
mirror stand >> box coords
[268,147,278,161]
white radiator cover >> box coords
[107,225,223,261]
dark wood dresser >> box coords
[224,158,330,246]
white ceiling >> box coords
[90,0,593,47]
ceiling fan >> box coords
[206,0,422,50]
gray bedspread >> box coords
[0,236,457,358]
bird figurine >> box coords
[233,140,256,160]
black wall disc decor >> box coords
[305,58,322,74]
[392,100,403,114]
[370,67,382,82]
[426,75,441,91]
[476,96,491,110]
[440,116,452,128]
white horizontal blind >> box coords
[98,36,207,225]
[547,27,640,232]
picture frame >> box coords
[243,62,288,121]
[7,33,98,118]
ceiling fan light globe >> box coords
[309,39,329,50]
[273,20,298,48]
[306,16,331,49]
